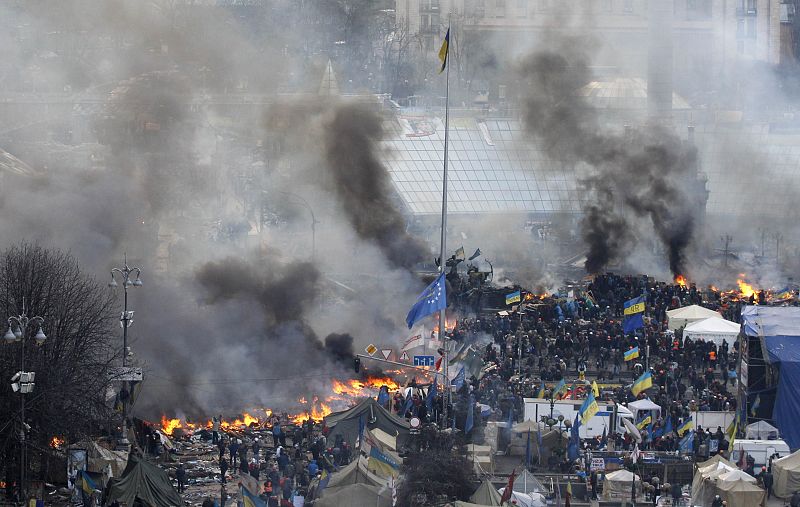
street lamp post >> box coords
[109,254,142,451]
[4,298,46,504]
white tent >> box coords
[497,488,546,507]
[745,420,780,440]
[773,449,800,498]
[602,470,642,500]
[628,399,662,421]
[717,469,757,483]
[667,305,721,330]
[682,316,740,346]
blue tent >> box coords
[742,306,800,449]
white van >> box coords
[730,439,791,473]
[523,398,635,439]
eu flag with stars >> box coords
[623,295,646,334]
[406,273,447,329]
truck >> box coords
[730,439,791,474]
[523,398,635,439]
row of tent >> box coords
[691,454,766,507]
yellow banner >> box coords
[624,302,645,315]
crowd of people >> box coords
[163,272,787,505]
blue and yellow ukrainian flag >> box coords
[623,295,646,334]
[631,371,653,396]
[241,484,266,507]
[751,394,761,416]
[624,346,640,362]
[506,290,521,305]
[438,27,450,73]
[636,414,653,430]
[677,418,694,437]
[536,383,546,399]
[579,393,599,425]
[79,471,97,495]
[553,379,567,398]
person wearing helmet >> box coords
[711,494,723,507]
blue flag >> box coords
[406,273,447,329]
[451,367,465,390]
[567,413,581,461]
[663,415,673,436]
[465,394,475,434]
[377,385,390,407]
[623,295,646,334]
[401,392,414,417]
[679,430,694,452]
[425,377,437,413]
[525,431,532,468]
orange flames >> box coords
[291,397,333,424]
[50,436,65,449]
[332,376,399,397]
[675,275,688,287]
[158,375,402,435]
[737,278,757,299]
[161,416,183,436]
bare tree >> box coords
[0,243,118,497]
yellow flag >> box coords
[438,28,450,73]
[592,380,600,397]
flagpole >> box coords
[438,17,451,429]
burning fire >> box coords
[158,375,402,435]
[737,279,757,299]
[332,376,399,397]
[161,416,183,436]
[291,397,333,424]
[50,436,65,449]
[675,275,688,287]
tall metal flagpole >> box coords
[439,18,451,428]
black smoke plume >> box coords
[323,103,427,270]
[517,36,698,276]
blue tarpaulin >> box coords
[742,306,800,449]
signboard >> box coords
[108,366,143,382]
[590,457,605,471]
[365,344,378,356]
[400,351,410,362]
[413,355,435,367]
[381,349,392,360]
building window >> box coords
[420,0,440,11]
[516,0,528,17]
[538,0,549,12]
[746,16,756,38]
[623,0,633,13]
[468,0,486,18]
[496,0,506,16]
[686,0,711,20]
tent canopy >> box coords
[717,478,766,507]
[667,305,721,330]
[325,398,410,449]
[469,479,502,506]
[315,483,391,507]
[741,306,800,449]
[513,470,545,494]
[627,399,662,420]
[325,457,384,491]
[104,454,183,507]
[717,469,757,483]
[683,316,740,346]
[602,470,642,500]
[773,449,800,498]
[745,420,780,440]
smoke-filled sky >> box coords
[0,0,798,416]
